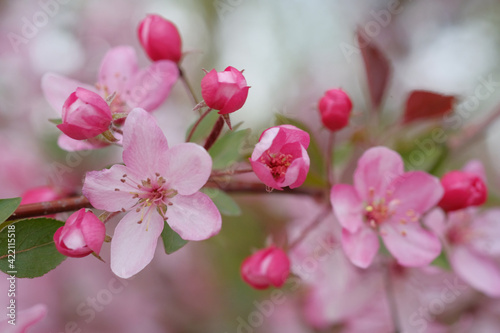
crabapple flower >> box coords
[56,88,112,140]
[82,108,222,278]
[318,88,352,131]
[330,146,443,268]
[250,125,310,190]
[425,208,500,297]
[138,14,182,63]
[201,66,250,114]
[53,208,106,258]
[241,246,290,289]
[42,46,179,151]
[438,170,487,212]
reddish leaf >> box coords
[403,90,455,124]
[357,29,391,110]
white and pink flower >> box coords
[83,108,222,278]
[330,146,443,268]
[250,125,310,190]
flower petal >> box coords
[111,209,164,278]
[82,164,139,212]
[98,46,138,96]
[450,245,500,297]
[463,159,486,181]
[165,192,222,241]
[0,304,47,333]
[57,134,109,151]
[423,208,447,238]
[124,60,179,112]
[392,171,444,217]
[470,208,500,256]
[251,127,281,160]
[341,227,379,268]
[41,73,97,113]
[163,143,212,195]
[287,145,310,189]
[381,221,441,267]
[250,159,283,190]
[354,146,404,201]
[331,184,364,233]
[122,108,169,177]
[81,211,106,254]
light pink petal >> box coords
[111,209,164,278]
[165,192,222,241]
[392,171,444,216]
[98,46,138,95]
[0,304,47,333]
[381,221,441,267]
[341,227,379,268]
[122,108,169,177]
[279,124,310,148]
[41,73,97,113]
[287,146,310,189]
[450,246,500,297]
[124,60,179,112]
[470,209,500,255]
[251,127,280,160]
[82,164,139,212]
[423,208,448,238]
[331,184,364,233]
[57,134,109,151]
[354,146,404,201]
[250,159,283,190]
[81,212,106,254]
[463,159,486,181]
[163,143,212,195]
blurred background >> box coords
[1,0,500,332]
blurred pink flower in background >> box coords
[241,245,290,289]
[331,146,443,268]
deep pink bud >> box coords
[57,88,112,140]
[250,125,310,190]
[138,14,182,63]
[438,171,487,212]
[241,246,290,289]
[53,209,106,258]
[201,66,250,114]
[318,89,352,131]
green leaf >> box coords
[186,110,219,143]
[161,222,188,254]
[209,128,251,169]
[0,218,66,278]
[48,118,62,125]
[201,188,241,216]
[0,197,22,229]
[431,251,451,271]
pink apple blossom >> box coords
[53,208,106,258]
[20,186,62,205]
[201,66,250,114]
[425,207,500,297]
[318,88,352,131]
[330,146,443,268]
[57,88,112,140]
[82,108,221,278]
[250,125,310,190]
[241,245,290,289]
[138,14,182,63]
[42,46,179,151]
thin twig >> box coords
[7,196,92,221]
[326,132,335,187]
[186,108,212,142]
[178,67,200,107]
[204,116,224,151]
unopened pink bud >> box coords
[138,14,182,63]
[318,89,352,131]
[201,66,250,114]
[438,171,487,212]
[250,125,310,190]
[53,209,106,258]
[57,88,112,140]
[241,246,290,290]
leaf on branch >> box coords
[185,110,219,143]
[431,251,451,271]
[0,197,22,229]
[48,118,63,125]
[209,128,252,169]
[0,218,66,278]
[402,90,455,124]
[201,188,241,216]
[357,28,391,110]
[160,222,188,254]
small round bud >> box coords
[138,14,182,63]
[438,171,487,212]
[241,246,290,289]
[318,89,352,131]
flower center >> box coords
[261,151,294,181]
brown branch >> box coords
[204,116,224,151]
[7,196,92,221]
